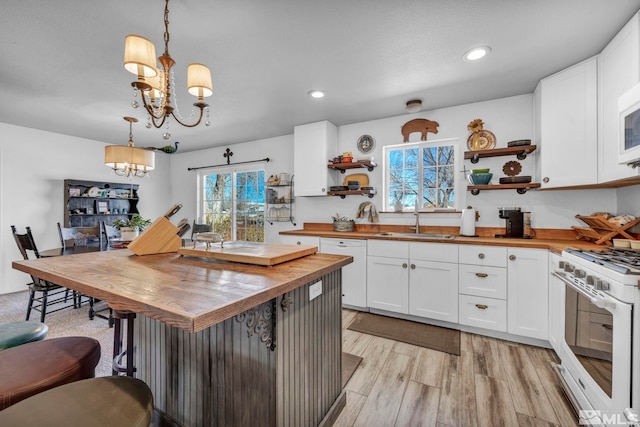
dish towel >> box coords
[356,202,379,223]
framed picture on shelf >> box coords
[96,200,109,214]
[69,188,81,197]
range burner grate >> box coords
[565,248,640,275]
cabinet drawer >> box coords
[458,264,507,299]
[368,240,408,258]
[410,242,458,263]
[459,245,507,267]
[459,294,507,332]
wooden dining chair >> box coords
[11,225,76,322]
[57,223,101,248]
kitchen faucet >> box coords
[411,211,420,234]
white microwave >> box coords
[619,82,640,166]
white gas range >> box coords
[551,248,640,426]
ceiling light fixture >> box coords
[308,90,325,99]
[124,0,212,131]
[405,99,422,113]
[463,46,491,61]
[105,117,155,178]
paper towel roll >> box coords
[460,208,476,236]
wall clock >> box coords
[357,135,375,153]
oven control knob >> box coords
[586,275,595,286]
[595,280,610,291]
[558,261,565,268]
[574,269,586,279]
[564,263,575,273]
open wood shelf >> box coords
[464,145,537,164]
[467,183,541,195]
[327,160,377,173]
[326,189,377,199]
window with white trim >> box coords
[197,165,265,241]
[383,138,460,211]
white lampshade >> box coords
[104,146,155,172]
[187,63,213,97]
[124,35,158,78]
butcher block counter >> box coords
[280,222,606,254]
[13,248,351,427]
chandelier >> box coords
[123,0,212,133]
[104,117,155,178]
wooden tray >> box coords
[178,242,317,266]
[572,215,640,245]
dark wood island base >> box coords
[139,271,343,426]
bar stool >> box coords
[0,376,154,427]
[112,310,136,376]
[0,336,100,410]
[0,321,48,350]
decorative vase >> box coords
[119,226,139,241]
[394,200,403,212]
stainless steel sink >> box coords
[375,232,455,240]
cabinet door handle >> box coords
[410,264,416,270]
[509,255,516,261]
[543,177,549,183]
[601,324,612,330]
[402,263,408,269]
[475,273,488,278]
[478,253,485,259]
[475,304,488,310]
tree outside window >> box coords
[384,139,459,211]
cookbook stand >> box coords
[127,217,182,255]
[572,215,640,245]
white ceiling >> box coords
[2,1,640,153]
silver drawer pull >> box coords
[475,304,488,310]
[475,273,488,278]
[478,253,485,259]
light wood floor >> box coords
[335,309,578,427]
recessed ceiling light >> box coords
[463,46,491,62]
[308,90,325,99]
[406,99,422,113]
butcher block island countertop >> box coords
[12,248,351,332]
[13,246,352,427]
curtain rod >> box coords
[187,157,270,171]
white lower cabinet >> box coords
[507,248,549,340]
[408,243,458,323]
[459,294,507,332]
[367,240,458,321]
[367,240,409,313]
[458,245,507,332]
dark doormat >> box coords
[347,312,460,356]
[342,352,363,387]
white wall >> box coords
[0,123,172,294]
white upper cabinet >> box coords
[597,12,640,183]
[293,121,337,196]
[535,57,598,189]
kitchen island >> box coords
[12,248,352,427]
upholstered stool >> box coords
[0,336,101,410]
[0,376,154,427]
[0,321,48,350]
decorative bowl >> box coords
[472,168,490,174]
[468,173,493,185]
[347,180,360,190]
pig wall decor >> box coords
[401,118,439,142]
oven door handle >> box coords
[551,271,616,310]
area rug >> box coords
[347,312,460,356]
[342,352,363,387]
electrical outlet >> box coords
[309,281,323,301]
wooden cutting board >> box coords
[177,242,318,266]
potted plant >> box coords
[111,214,152,241]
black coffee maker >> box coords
[496,207,532,239]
